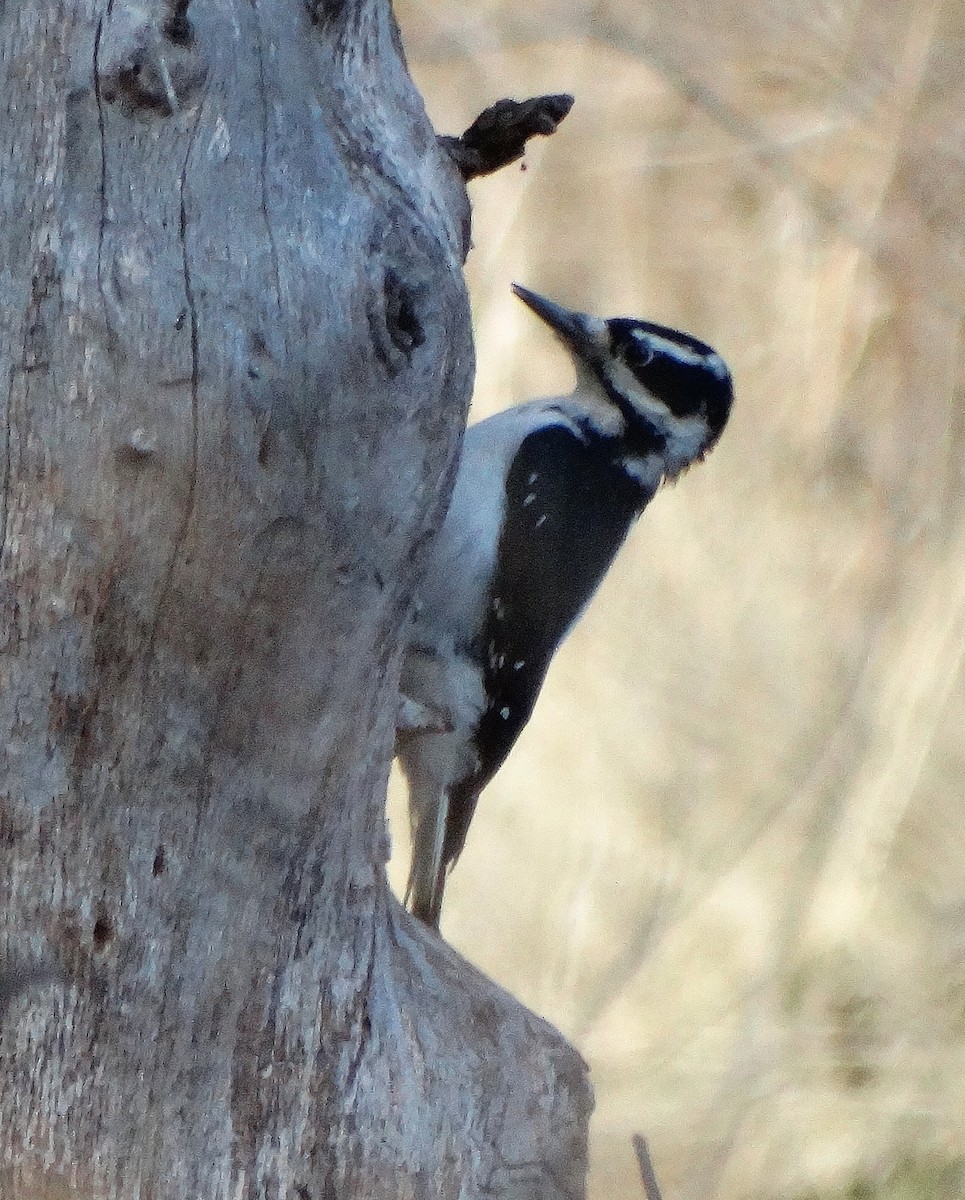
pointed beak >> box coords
[511,284,606,359]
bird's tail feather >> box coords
[405,790,449,929]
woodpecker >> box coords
[396,284,733,928]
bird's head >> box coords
[512,283,733,476]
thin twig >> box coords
[632,1134,664,1200]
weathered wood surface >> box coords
[0,2,591,1197]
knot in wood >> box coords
[97,4,204,116]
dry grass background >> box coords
[388,3,965,1197]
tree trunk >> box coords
[0,3,591,1198]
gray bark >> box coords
[0,3,591,1198]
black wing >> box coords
[443,421,654,866]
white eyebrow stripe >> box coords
[632,330,730,379]
[634,331,707,366]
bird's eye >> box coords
[624,339,655,370]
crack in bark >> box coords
[250,0,284,320]
[0,366,13,572]
[342,913,377,1107]
[144,101,204,669]
[93,7,114,336]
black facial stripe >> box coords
[632,355,708,419]
[605,318,733,437]
[592,366,669,458]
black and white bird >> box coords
[396,284,733,928]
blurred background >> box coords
[388,3,965,1197]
